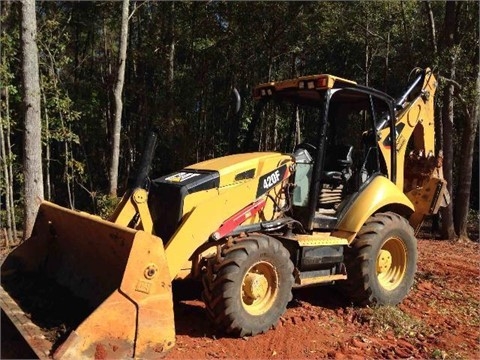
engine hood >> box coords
[186,152,293,188]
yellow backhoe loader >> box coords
[1,68,449,359]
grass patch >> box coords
[436,290,480,326]
[431,348,447,359]
[355,306,430,337]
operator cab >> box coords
[252,75,396,231]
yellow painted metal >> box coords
[241,261,279,316]
[134,189,154,233]
[0,201,175,358]
[110,188,154,233]
[374,69,449,230]
[109,191,134,222]
[188,152,292,188]
[164,180,252,279]
[295,274,347,287]
[297,74,357,88]
[0,171,367,358]
[294,234,349,247]
[406,177,449,233]
[253,74,357,99]
[336,176,415,243]
[378,69,438,191]
[376,237,407,291]
[182,188,218,215]
[243,273,267,300]
[165,154,293,280]
[377,249,393,273]
[331,230,357,242]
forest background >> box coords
[0,1,478,245]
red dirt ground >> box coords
[2,238,480,359]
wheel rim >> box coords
[241,261,278,316]
[376,237,407,291]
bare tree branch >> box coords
[439,76,471,119]
[425,1,437,54]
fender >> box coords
[336,176,414,242]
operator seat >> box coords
[316,144,354,219]
[321,144,353,184]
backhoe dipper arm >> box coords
[378,68,449,233]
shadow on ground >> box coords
[171,279,350,339]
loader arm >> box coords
[109,130,158,232]
[109,188,154,233]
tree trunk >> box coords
[164,2,175,127]
[440,1,458,240]
[441,82,457,240]
[272,105,278,151]
[42,91,51,201]
[454,73,480,240]
[0,95,13,245]
[21,0,44,240]
[1,1,16,244]
[384,31,390,92]
[109,0,129,196]
[425,1,438,55]
[59,108,74,209]
[425,1,444,166]
[400,2,413,65]
[6,87,17,241]
[365,18,369,87]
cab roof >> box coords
[253,74,394,106]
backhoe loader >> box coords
[1,67,449,359]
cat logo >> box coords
[165,172,201,183]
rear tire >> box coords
[339,212,417,305]
[202,235,294,337]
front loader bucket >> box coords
[1,201,175,359]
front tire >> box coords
[339,212,417,305]
[202,235,294,337]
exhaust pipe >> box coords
[133,130,158,189]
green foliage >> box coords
[94,194,120,219]
[431,348,447,360]
[0,4,22,232]
[356,306,429,338]
[36,5,86,204]
[0,1,477,217]
[0,205,24,230]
